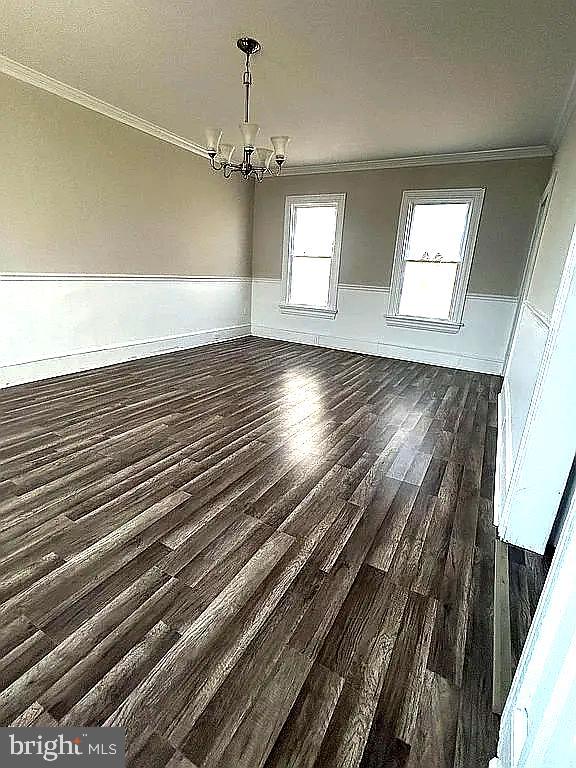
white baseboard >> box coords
[251,323,504,374]
[0,324,250,388]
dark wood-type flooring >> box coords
[0,337,501,767]
[508,545,548,677]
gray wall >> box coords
[528,110,576,316]
[253,158,552,295]
[0,73,253,276]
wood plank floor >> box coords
[508,545,548,676]
[0,337,500,767]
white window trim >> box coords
[279,193,346,319]
[386,187,485,333]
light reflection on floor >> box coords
[280,371,325,459]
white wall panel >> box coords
[0,275,251,387]
[503,302,550,477]
[496,221,576,554]
[252,278,516,374]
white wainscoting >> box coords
[496,224,576,554]
[251,278,517,375]
[495,301,550,526]
[0,275,251,387]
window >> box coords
[280,193,346,318]
[387,188,485,332]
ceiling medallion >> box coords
[204,38,290,182]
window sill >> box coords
[385,314,463,333]
[279,303,338,319]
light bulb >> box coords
[252,147,274,169]
[271,136,291,159]
[205,127,222,152]
[239,122,260,149]
[218,143,236,163]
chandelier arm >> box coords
[222,162,243,179]
[267,164,282,177]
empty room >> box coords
[1,2,576,767]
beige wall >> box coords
[0,69,557,294]
[0,73,253,276]
[253,158,551,295]
[528,110,576,316]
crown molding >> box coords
[0,54,557,170]
[0,54,208,158]
[551,65,576,150]
[275,145,554,176]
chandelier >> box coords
[204,38,290,182]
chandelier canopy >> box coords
[204,38,290,182]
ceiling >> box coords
[1,0,575,165]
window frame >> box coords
[279,193,346,319]
[387,187,485,333]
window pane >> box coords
[406,202,469,262]
[293,205,337,256]
[399,261,458,319]
[289,256,331,307]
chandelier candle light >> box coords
[204,38,290,182]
